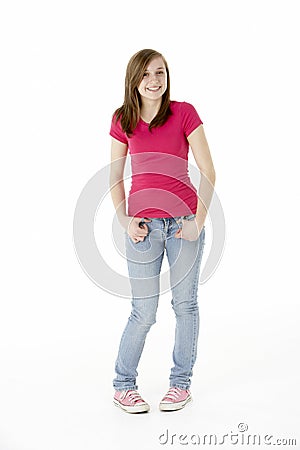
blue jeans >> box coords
[113,214,206,391]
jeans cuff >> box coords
[113,384,138,391]
[170,383,191,390]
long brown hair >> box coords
[113,49,172,136]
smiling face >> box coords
[137,56,168,102]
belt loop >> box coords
[176,216,183,229]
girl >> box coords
[109,49,216,413]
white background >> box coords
[0,0,299,449]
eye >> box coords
[157,71,164,75]
[143,72,149,77]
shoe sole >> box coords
[159,396,192,411]
[113,399,150,414]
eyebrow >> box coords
[144,67,165,71]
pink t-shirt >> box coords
[109,100,203,218]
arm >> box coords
[109,137,150,240]
[109,137,130,230]
[187,124,216,229]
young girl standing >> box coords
[109,49,216,413]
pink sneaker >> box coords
[113,389,150,414]
[159,386,192,411]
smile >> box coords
[147,86,161,92]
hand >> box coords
[174,218,204,241]
[126,217,152,243]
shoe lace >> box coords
[120,390,144,404]
[164,387,183,400]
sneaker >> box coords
[113,389,150,414]
[159,386,192,411]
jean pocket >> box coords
[123,217,145,235]
[138,217,145,227]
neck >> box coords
[140,98,162,122]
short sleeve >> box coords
[181,102,203,138]
[109,114,128,144]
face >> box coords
[137,56,167,101]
